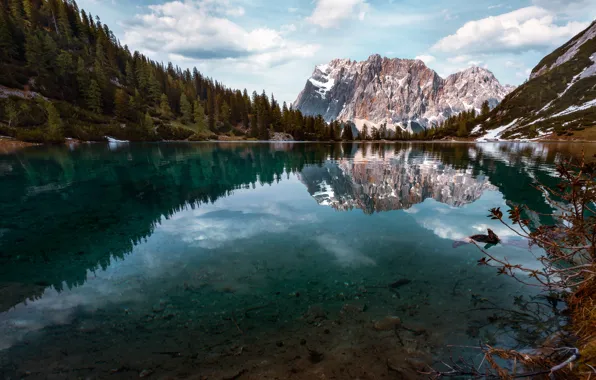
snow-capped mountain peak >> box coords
[293,55,514,133]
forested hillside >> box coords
[470,21,596,140]
[0,0,346,142]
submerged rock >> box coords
[139,369,153,378]
[374,316,402,331]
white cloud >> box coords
[280,24,297,34]
[488,4,504,9]
[288,7,298,13]
[532,0,595,14]
[307,0,370,28]
[432,6,588,54]
[415,54,436,65]
[122,0,318,67]
[447,55,471,63]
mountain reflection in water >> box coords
[0,142,580,379]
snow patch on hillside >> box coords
[580,53,596,79]
[551,99,596,118]
[476,119,519,141]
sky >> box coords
[79,0,596,103]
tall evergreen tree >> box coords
[44,100,64,142]
[143,112,154,135]
[86,79,102,113]
[193,100,206,131]
[0,9,17,61]
[481,100,490,117]
[361,124,369,140]
[207,88,215,131]
[159,93,172,118]
[180,93,192,124]
[342,124,353,141]
[114,89,129,119]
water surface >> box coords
[0,142,581,379]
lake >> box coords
[0,141,585,379]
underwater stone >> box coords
[374,316,402,331]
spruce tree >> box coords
[23,0,34,21]
[207,89,216,131]
[86,79,102,113]
[114,89,129,119]
[220,101,230,126]
[361,124,369,140]
[125,61,135,88]
[193,100,206,131]
[342,124,353,141]
[144,112,154,135]
[25,32,43,73]
[76,57,88,102]
[457,119,468,137]
[44,100,64,142]
[159,93,172,118]
[57,0,72,42]
[180,93,192,124]
[0,9,17,61]
[481,100,490,117]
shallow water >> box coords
[0,141,584,379]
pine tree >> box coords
[0,9,17,61]
[457,119,468,137]
[481,100,490,117]
[57,0,72,42]
[25,32,43,73]
[86,79,102,113]
[143,112,154,135]
[44,100,64,142]
[207,88,216,131]
[9,0,25,22]
[180,93,192,124]
[114,89,129,119]
[159,93,172,118]
[361,124,369,140]
[55,51,73,77]
[220,101,231,126]
[130,89,143,122]
[125,61,135,88]
[342,124,353,141]
[193,100,206,131]
[76,57,88,102]
[23,0,34,21]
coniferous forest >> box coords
[0,0,356,142]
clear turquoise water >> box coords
[0,142,576,379]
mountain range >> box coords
[293,55,515,133]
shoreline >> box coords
[5,136,596,148]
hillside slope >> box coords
[475,21,596,140]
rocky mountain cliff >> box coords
[474,21,596,140]
[293,55,514,133]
